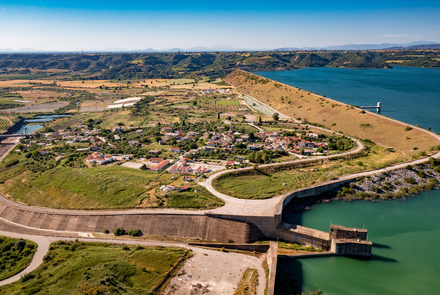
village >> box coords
[17,121,333,178]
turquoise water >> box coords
[254,66,440,294]
[281,192,440,294]
[254,66,440,132]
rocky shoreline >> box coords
[283,158,440,216]
[336,158,440,200]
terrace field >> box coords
[224,70,440,158]
[0,241,189,295]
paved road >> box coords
[0,230,51,286]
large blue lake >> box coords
[255,66,440,294]
[255,66,440,132]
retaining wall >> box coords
[0,203,264,243]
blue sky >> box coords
[1,1,440,51]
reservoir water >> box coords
[253,67,440,294]
[282,191,440,294]
[254,66,440,133]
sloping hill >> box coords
[224,70,439,158]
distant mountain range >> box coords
[0,41,439,53]
[274,41,440,51]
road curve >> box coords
[0,227,266,294]
[0,230,51,286]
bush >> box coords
[4,158,19,167]
[405,125,412,131]
[128,229,142,237]
[404,177,417,185]
[102,229,109,234]
[114,227,125,236]
[122,245,130,250]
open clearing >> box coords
[79,100,111,112]
[17,90,68,100]
[0,165,223,210]
[216,99,240,105]
[0,241,189,295]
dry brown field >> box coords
[17,90,68,100]
[224,70,439,158]
[4,101,69,113]
[79,100,112,112]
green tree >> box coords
[272,112,279,121]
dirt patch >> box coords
[80,100,111,112]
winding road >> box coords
[0,92,440,293]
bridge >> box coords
[360,102,382,112]
[0,126,35,139]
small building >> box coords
[203,146,215,152]
[150,160,170,172]
[149,149,161,155]
[169,147,181,153]
[150,158,164,163]
[90,145,99,151]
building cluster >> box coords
[168,158,212,175]
[160,127,328,158]
[86,152,133,165]
[200,88,231,94]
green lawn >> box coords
[0,236,37,281]
[0,241,189,295]
[213,169,323,199]
[216,100,240,106]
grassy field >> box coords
[0,165,224,210]
[216,100,240,106]
[213,169,323,199]
[224,70,439,158]
[0,241,189,295]
[213,144,402,199]
[0,236,37,281]
[165,186,224,209]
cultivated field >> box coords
[225,70,439,158]
[3,101,69,113]
[79,100,112,112]
[0,117,11,131]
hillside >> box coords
[0,50,439,80]
[224,70,439,157]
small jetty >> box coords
[360,102,382,112]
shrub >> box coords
[404,177,417,185]
[128,229,142,237]
[122,245,130,250]
[102,229,109,234]
[405,125,412,131]
[114,227,125,236]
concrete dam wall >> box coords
[0,202,264,243]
